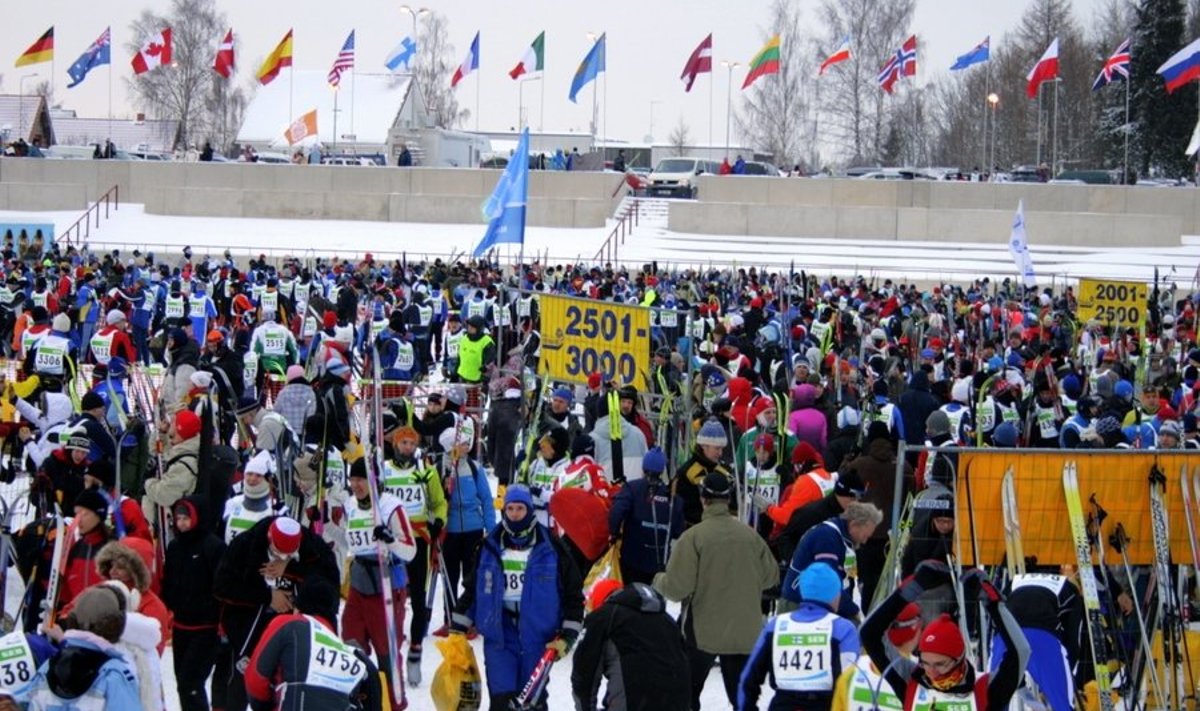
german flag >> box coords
[15,27,54,67]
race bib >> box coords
[660,310,678,328]
[501,548,530,604]
[89,336,112,364]
[1038,409,1058,439]
[383,464,426,520]
[772,615,834,692]
[189,299,208,318]
[35,345,64,374]
[396,344,415,372]
[371,319,387,340]
[446,335,461,359]
[264,334,287,355]
[748,467,779,504]
[305,620,365,694]
[346,516,375,556]
[165,298,185,319]
[0,632,35,692]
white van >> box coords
[647,157,721,198]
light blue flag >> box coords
[569,33,606,102]
[474,128,530,257]
[385,36,417,71]
[67,27,111,89]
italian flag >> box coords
[510,31,545,80]
[743,34,781,89]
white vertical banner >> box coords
[1009,199,1037,287]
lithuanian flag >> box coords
[742,35,780,89]
[257,29,294,85]
[15,27,54,68]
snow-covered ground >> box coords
[2,200,1198,285]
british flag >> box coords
[1093,38,1131,91]
[879,35,917,94]
[327,30,355,87]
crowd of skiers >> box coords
[0,238,1190,710]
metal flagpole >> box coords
[813,78,820,169]
[107,62,113,141]
[1123,75,1130,183]
[591,81,598,150]
[1052,78,1059,176]
[603,61,608,153]
[982,62,990,172]
[475,71,480,132]
[709,70,714,156]
[333,89,339,151]
[518,79,524,129]
[1035,82,1042,167]
[539,72,545,130]
[289,63,295,124]
[350,65,356,149]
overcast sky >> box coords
[5,0,1112,146]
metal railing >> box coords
[59,184,119,248]
[593,198,640,264]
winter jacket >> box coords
[455,523,584,660]
[571,583,691,711]
[592,415,649,481]
[774,493,847,564]
[162,496,226,629]
[114,608,164,711]
[823,426,860,474]
[213,515,339,611]
[27,630,140,710]
[60,527,111,612]
[789,407,829,453]
[764,465,835,530]
[246,613,380,711]
[898,371,941,445]
[654,502,778,654]
[142,434,200,515]
[443,456,495,534]
[608,477,683,576]
[784,517,860,619]
[842,437,911,542]
[159,340,200,416]
[35,450,87,516]
[672,451,734,528]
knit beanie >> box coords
[52,313,71,333]
[175,410,201,440]
[641,447,667,475]
[588,579,623,612]
[572,433,596,459]
[268,517,303,556]
[799,562,841,606]
[71,586,126,643]
[888,602,923,648]
[926,411,951,437]
[696,419,726,448]
[918,614,966,659]
[74,488,109,520]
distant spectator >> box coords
[567,147,580,170]
[732,154,746,175]
[199,142,214,162]
[398,143,413,167]
[613,149,626,172]
[719,158,732,175]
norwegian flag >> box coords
[328,30,355,87]
[878,35,917,94]
[1093,38,1131,91]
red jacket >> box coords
[60,528,110,611]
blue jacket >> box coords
[784,517,859,618]
[461,524,584,657]
[738,601,860,711]
[445,458,495,533]
[27,632,141,709]
[608,477,682,575]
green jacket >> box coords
[654,502,778,654]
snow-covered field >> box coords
[2,200,1198,285]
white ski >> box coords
[1063,461,1115,711]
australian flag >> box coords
[67,27,111,88]
[1093,38,1131,91]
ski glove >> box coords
[908,559,952,593]
[373,525,394,544]
[545,634,573,661]
[960,567,1002,603]
[751,493,772,513]
[428,518,445,543]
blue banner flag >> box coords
[569,33,606,102]
[385,36,417,71]
[474,128,530,257]
[67,27,111,88]
[950,36,989,71]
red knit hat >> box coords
[268,517,303,556]
[791,441,824,468]
[887,602,922,647]
[918,614,965,659]
[588,579,622,612]
[753,433,775,453]
[174,410,201,440]
[587,372,603,390]
[322,311,337,329]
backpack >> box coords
[165,444,238,522]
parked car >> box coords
[1052,169,1119,185]
[647,157,721,198]
[253,151,292,164]
[742,161,783,176]
[321,154,382,167]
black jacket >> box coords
[608,477,683,576]
[214,515,339,610]
[571,583,691,711]
[162,495,227,627]
[898,371,941,445]
[774,492,846,564]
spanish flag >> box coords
[257,29,293,85]
[16,27,54,67]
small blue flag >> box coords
[570,33,606,103]
[67,27,111,89]
[474,128,530,257]
[950,36,990,71]
[386,36,417,71]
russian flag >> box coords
[1158,37,1200,94]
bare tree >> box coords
[33,80,55,110]
[667,115,691,156]
[737,0,814,167]
[125,0,228,149]
[413,12,468,128]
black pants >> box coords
[174,626,219,711]
[487,399,521,486]
[430,321,444,360]
[857,537,889,612]
[218,604,273,711]
[406,537,431,644]
[619,562,657,586]
[442,530,481,606]
[686,645,747,710]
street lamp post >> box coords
[398,5,429,53]
[721,60,740,160]
[648,100,662,143]
[19,72,39,142]
[987,93,999,178]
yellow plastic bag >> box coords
[583,540,622,602]
[432,634,483,711]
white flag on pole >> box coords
[1009,200,1037,288]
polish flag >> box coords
[1026,38,1059,99]
[132,27,172,75]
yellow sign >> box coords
[1076,278,1147,329]
[539,294,650,386]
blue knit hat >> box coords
[642,447,667,475]
[799,563,841,605]
[504,484,534,509]
[992,422,1019,448]
[552,387,574,404]
[696,419,726,448]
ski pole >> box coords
[513,647,556,709]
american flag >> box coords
[328,30,355,87]
[1093,38,1131,91]
[878,35,917,94]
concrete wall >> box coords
[0,159,625,229]
[669,176,1200,246]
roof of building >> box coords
[237,70,413,147]
[0,95,47,142]
[52,116,179,153]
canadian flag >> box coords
[132,27,173,75]
[213,29,235,78]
